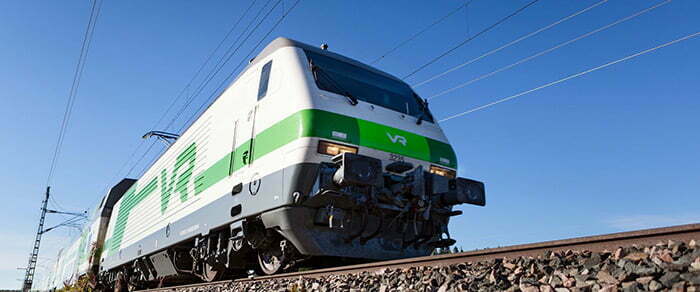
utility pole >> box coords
[20,188,87,291]
[22,187,50,292]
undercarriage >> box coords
[101,152,485,290]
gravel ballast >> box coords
[177,239,700,292]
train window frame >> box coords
[257,60,272,100]
[304,50,435,123]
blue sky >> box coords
[1,0,699,288]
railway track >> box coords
[141,223,700,291]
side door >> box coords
[230,108,256,178]
[246,60,274,196]
[229,60,272,185]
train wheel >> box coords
[201,262,223,282]
[257,247,285,275]
[114,271,127,292]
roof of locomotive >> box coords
[246,37,405,84]
[152,37,408,170]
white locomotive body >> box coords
[47,37,485,288]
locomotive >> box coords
[45,37,485,289]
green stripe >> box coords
[299,109,361,144]
[427,138,457,168]
[357,119,431,161]
[232,140,252,172]
[106,109,457,255]
[251,109,455,167]
[107,177,158,256]
[195,152,232,195]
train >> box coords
[45,37,486,290]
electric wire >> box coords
[132,0,278,177]
[159,0,260,132]
[49,196,67,212]
[413,0,609,88]
[126,141,158,178]
[30,0,101,264]
[438,31,700,122]
[402,0,541,79]
[133,0,296,177]
[428,0,671,100]
[110,0,259,181]
[164,0,278,133]
[180,0,303,133]
[115,0,265,180]
[369,1,473,64]
[46,0,102,186]
[43,0,102,219]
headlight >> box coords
[318,140,358,156]
[429,165,456,178]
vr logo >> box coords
[386,133,407,146]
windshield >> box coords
[305,50,434,123]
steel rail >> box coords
[139,223,700,291]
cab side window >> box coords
[257,61,272,100]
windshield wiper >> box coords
[415,95,430,125]
[309,60,358,106]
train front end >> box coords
[255,39,486,272]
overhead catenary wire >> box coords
[49,196,67,212]
[159,0,261,133]
[133,0,277,178]
[369,1,474,64]
[130,0,279,178]
[402,0,541,80]
[126,141,159,178]
[428,0,672,100]
[178,0,303,133]
[43,0,102,226]
[25,2,102,286]
[413,0,609,88]
[134,0,301,178]
[46,0,103,187]
[163,0,279,134]
[109,0,259,181]
[117,0,270,180]
[438,31,700,122]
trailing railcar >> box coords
[45,242,79,290]
[44,179,136,290]
[49,37,486,288]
